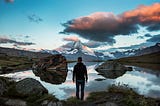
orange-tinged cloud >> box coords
[63,36,79,42]
[61,3,160,44]
[122,3,160,24]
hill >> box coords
[0,47,51,59]
[116,51,160,64]
[114,51,160,70]
[0,47,52,74]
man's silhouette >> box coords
[73,57,88,100]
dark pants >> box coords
[76,80,85,100]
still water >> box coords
[1,62,160,100]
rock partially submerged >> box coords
[96,61,132,79]
[32,54,68,84]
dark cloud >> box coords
[146,34,160,43]
[146,23,160,31]
[27,14,43,23]
[144,33,152,37]
[84,41,105,48]
[0,37,35,46]
[5,0,14,3]
[60,3,160,44]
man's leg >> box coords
[76,81,80,99]
[80,81,85,100]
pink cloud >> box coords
[63,36,79,42]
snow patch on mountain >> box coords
[102,52,115,58]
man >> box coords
[73,57,88,100]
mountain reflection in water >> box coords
[1,62,160,100]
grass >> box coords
[26,94,58,106]
[85,84,158,106]
[65,97,84,105]
[0,55,34,72]
[116,51,160,64]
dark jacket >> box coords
[73,62,88,81]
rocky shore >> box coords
[1,76,159,106]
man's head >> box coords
[78,57,82,63]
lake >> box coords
[1,62,160,100]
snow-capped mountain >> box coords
[56,40,96,56]
[108,43,160,59]
[54,40,100,61]
[110,49,137,59]
[135,43,160,56]
[39,38,139,60]
[40,40,160,61]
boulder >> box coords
[32,54,68,84]
[16,78,48,96]
[96,61,132,79]
[42,101,63,106]
[5,99,27,106]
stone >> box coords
[56,102,63,106]
[16,78,48,96]
[5,99,27,106]
[105,102,118,106]
[95,78,106,81]
[96,61,132,79]
[48,101,56,106]
[32,54,68,84]
[42,100,63,106]
[42,100,49,106]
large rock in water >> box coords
[32,54,68,84]
[16,78,48,96]
[96,61,132,79]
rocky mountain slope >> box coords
[135,43,160,56]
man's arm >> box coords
[73,66,76,82]
[84,65,88,82]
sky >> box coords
[0,0,160,51]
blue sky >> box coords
[0,0,160,50]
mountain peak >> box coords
[73,40,82,50]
